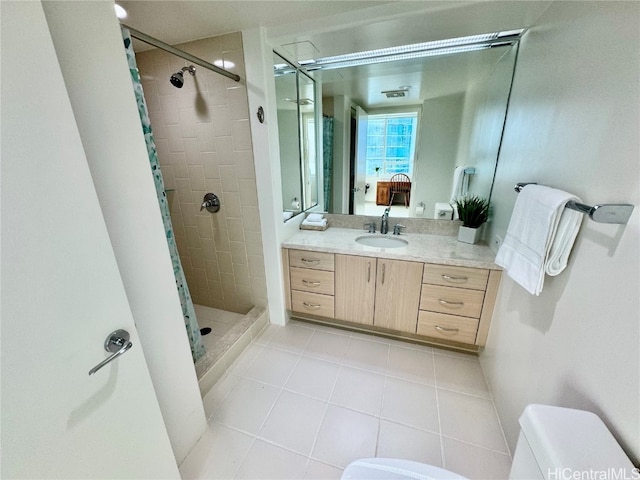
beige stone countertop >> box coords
[282,227,500,270]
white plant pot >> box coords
[458,225,481,244]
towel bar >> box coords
[514,183,634,224]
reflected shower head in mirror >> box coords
[170,65,196,88]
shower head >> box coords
[170,65,196,88]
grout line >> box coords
[306,355,344,467]
[440,433,512,456]
[231,435,258,479]
[375,344,392,457]
[432,349,447,469]
[478,359,512,459]
[198,321,512,478]
[229,348,306,476]
[435,384,492,400]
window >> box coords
[365,112,418,176]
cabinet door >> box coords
[374,259,423,333]
[335,254,377,325]
[376,182,390,206]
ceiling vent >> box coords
[382,90,407,98]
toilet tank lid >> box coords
[435,202,453,212]
[519,404,635,476]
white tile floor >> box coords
[180,320,512,480]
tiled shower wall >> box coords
[135,32,267,314]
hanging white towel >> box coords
[495,185,583,295]
[450,165,472,204]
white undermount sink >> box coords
[355,235,409,248]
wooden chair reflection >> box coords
[388,174,411,207]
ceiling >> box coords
[118,1,551,109]
[117,0,391,50]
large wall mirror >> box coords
[318,39,519,219]
[274,52,319,222]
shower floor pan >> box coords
[194,304,268,398]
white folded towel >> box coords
[305,213,325,222]
[495,185,583,295]
[301,218,328,227]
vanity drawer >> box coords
[289,249,334,271]
[417,311,479,344]
[423,264,489,291]
[291,290,334,318]
[420,284,484,318]
[290,267,335,295]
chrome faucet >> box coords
[393,224,406,235]
[380,207,390,234]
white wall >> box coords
[456,47,516,203]
[42,1,206,463]
[414,93,464,217]
[332,95,353,214]
[243,28,307,326]
[278,109,303,212]
[481,1,639,463]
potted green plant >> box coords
[454,195,490,244]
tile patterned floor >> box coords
[180,320,512,479]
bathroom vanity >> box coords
[282,228,501,352]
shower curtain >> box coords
[122,28,205,362]
[323,115,334,212]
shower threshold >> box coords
[193,304,268,397]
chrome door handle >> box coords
[88,329,133,376]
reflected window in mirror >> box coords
[365,112,418,178]
[317,39,520,220]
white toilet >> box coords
[342,404,636,480]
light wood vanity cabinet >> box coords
[286,249,335,319]
[371,259,423,333]
[418,264,501,346]
[284,247,501,351]
[334,255,376,325]
[334,255,422,333]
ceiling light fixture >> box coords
[114,3,127,19]
[299,29,524,71]
[214,59,235,69]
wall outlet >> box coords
[493,235,503,250]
